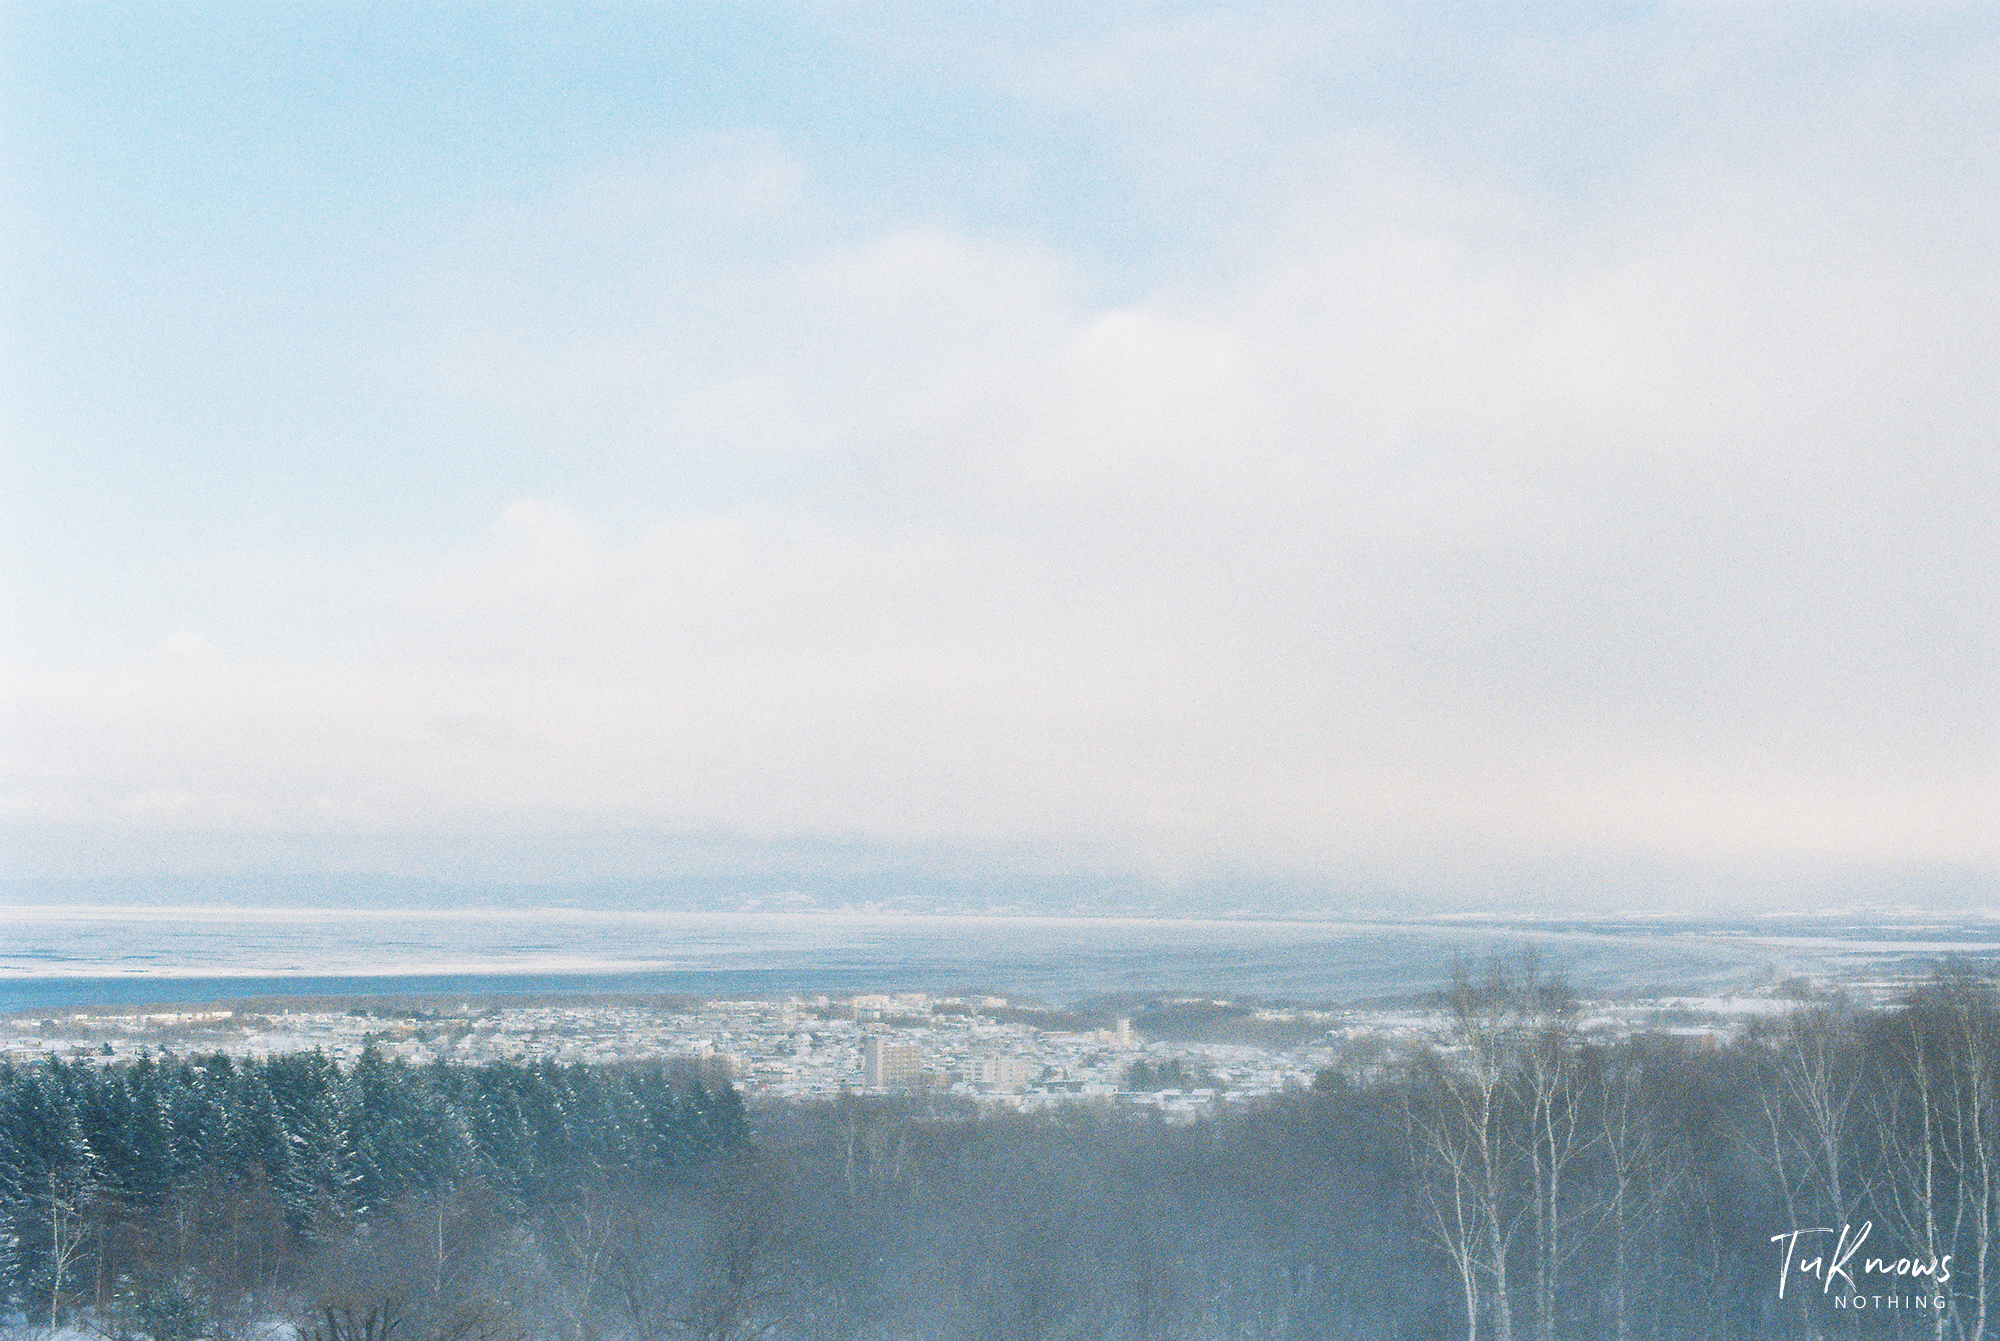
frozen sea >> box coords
[5,905,2000,1013]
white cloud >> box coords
[6,9,1993,902]
[155,630,213,659]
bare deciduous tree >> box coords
[1593,1045,1683,1341]
[44,1170,93,1329]
[1406,1048,1489,1341]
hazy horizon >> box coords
[6,854,1998,920]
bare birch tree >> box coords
[1512,959,1591,1341]
[1405,953,1537,1341]
[1407,1047,1487,1341]
[1928,967,1997,1341]
[1870,985,1963,1341]
[1594,1045,1683,1341]
[44,1170,91,1330]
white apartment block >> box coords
[864,1036,923,1089]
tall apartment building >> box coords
[863,1037,922,1090]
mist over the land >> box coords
[6,851,1997,923]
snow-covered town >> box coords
[1,983,1816,1116]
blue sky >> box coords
[3,3,1995,909]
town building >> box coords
[963,1054,1036,1092]
[864,1036,923,1089]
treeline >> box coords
[773,964,1999,1341]
[4,961,1999,1341]
[0,1048,747,1336]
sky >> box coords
[2,2,1995,913]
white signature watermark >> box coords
[1771,1222,1951,1309]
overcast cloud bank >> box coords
[3,5,1994,910]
